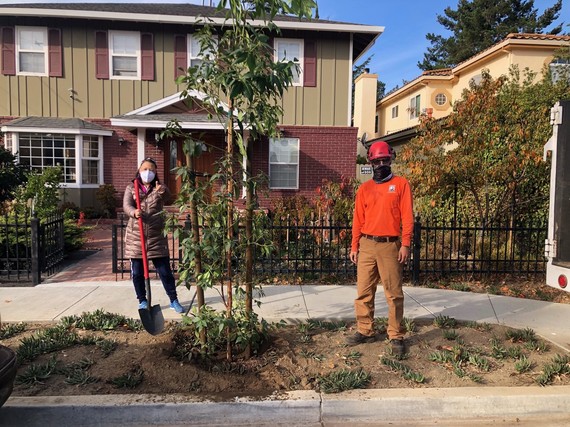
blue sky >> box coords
[7,0,569,92]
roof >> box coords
[380,33,570,102]
[0,3,383,61]
[1,117,113,135]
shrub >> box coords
[96,184,118,218]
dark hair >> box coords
[133,157,160,186]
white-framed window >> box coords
[4,133,13,152]
[274,38,303,86]
[435,93,447,106]
[16,26,48,76]
[391,105,399,118]
[109,30,140,79]
[269,137,299,189]
[188,34,217,68]
[410,94,421,119]
[82,135,101,184]
[7,132,104,187]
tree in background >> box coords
[419,0,563,71]
[399,65,570,225]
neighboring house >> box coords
[368,33,570,151]
[0,3,383,209]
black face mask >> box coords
[373,165,392,183]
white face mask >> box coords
[140,170,156,184]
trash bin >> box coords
[0,344,17,408]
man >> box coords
[347,141,414,356]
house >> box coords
[0,3,383,209]
[364,33,570,153]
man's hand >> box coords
[350,251,358,264]
[398,246,410,264]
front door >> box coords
[165,138,216,202]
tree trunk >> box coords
[245,134,254,358]
[226,99,234,362]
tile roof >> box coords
[380,33,569,100]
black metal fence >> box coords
[0,212,65,285]
[112,213,547,283]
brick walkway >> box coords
[44,220,121,283]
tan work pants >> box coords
[354,237,404,340]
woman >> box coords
[122,158,185,313]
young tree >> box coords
[174,0,317,360]
[400,65,570,225]
[419,0,563,71]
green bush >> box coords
[96,184,118,218]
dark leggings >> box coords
[131,257,177,303]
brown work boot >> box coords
[345,332,376,346]
[390,339,406,356]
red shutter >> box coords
[1,27,16,76]
[95,30,109,79]
[141,32,154,81]
[48,28,62,77]
[174,34,187,79]
[304,40,317,87]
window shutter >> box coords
[95,30,109,79]
[1,27,16,76]
[303,40,317,87]
[141,32,154,81]
[174,35,187,79]
[48,28,63,77]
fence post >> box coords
[112,225,117,274]
[31,212,40,285]
[412,216,421,285]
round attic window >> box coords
[435,93,447,106]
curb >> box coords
[1,386,570,426]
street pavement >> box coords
[1,225,569,426]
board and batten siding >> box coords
[1,25,350,126]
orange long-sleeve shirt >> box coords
[351,176,414,252]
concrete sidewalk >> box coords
[1,281,570,351]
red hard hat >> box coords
[367,141,395,161]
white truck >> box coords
[544,100,570,292]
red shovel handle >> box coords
[134,180,150,280]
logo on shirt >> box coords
[389,185,396,193]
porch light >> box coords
[119,137,125,145]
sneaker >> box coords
[390,339,406,356]
[170,299,185,314]
[138,300,148,310]
[345,332,376,346]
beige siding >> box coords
[1,25,351,125]
[280,38,350,127]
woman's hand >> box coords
[134,209,141,219]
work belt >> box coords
[361,234,399,243]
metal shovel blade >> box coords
[139,304,164,336]
[138,278,165,335]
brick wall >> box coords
[1,117,357,211]
[251,125,357,207]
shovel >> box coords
[134,179,165,335]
